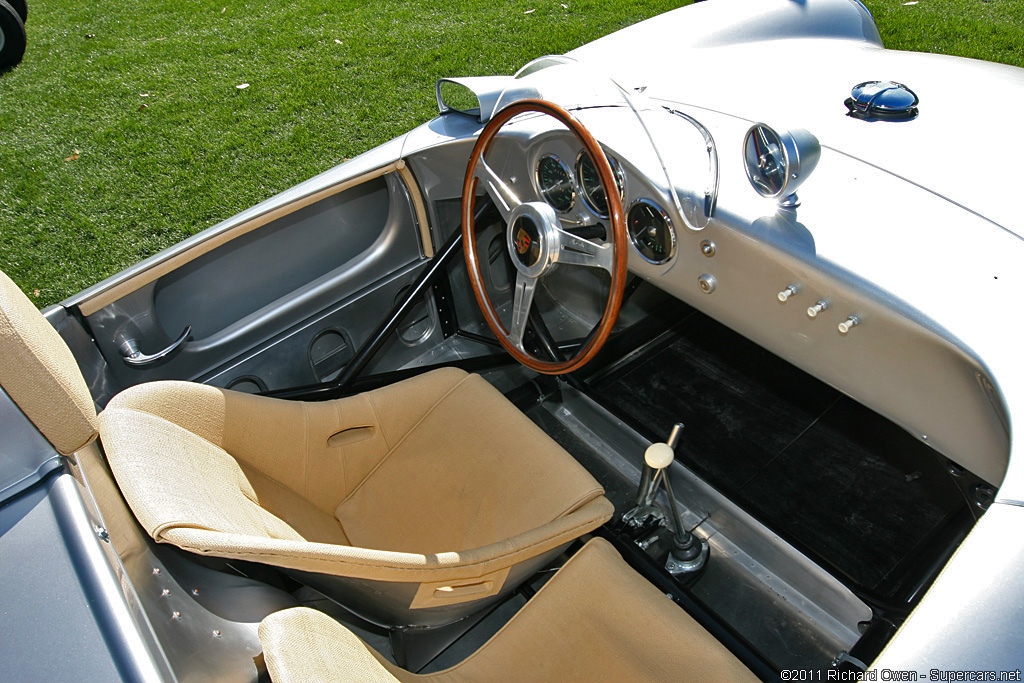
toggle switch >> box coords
[777,284,798,302]
[807,300,828,318]
[838,315,860,335]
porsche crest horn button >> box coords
[511,215,542,267]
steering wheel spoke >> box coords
[508,272,539,349]
[553,228,614,273]
[474,157,521,223]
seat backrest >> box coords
[0,270,99,454]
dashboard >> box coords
[460,104,1011,487]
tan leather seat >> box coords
[0,269,611,630]
[100,369,612,627]
[259,537,759,683]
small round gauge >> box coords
[743,124,788,198]
[627,199,675,264]
[576,150,624,217]
[536,154,575,212]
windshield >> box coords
[497,57,719,231]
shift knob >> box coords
[645,442,675,470]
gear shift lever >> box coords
[635,423,684,507]
[644,432,709,577]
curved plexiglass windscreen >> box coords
[497,57,719,232]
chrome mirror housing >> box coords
[742,123,820,208]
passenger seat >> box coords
[259,537,758,682]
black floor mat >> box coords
[594,312,970,594]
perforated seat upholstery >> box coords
[259,538,759,683]
[0,268,612,628]
[0,271,98,454]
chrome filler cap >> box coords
[845,81,919,121]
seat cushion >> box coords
[335,372,604,554]
[259,538,759,683]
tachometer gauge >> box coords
[536,154,575,212]
[627,199,675,264]
[576,150,624,217]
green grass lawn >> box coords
[1,0,1022,307]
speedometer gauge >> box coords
[576,150,624,217]
[536,154,575,212]
[628,199,675,264]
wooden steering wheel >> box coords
[462,99,628,375]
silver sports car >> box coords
[2,0,1021,679]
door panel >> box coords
[77,164,431,394]
[153,177,389,340]
[198,259,442,391]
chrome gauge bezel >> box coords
[626,198,676,265]
[575,149,625,218]
[534,154,576,213]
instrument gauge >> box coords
[536,154,575,212]
[576,150,625,217]
[627,199,675,264]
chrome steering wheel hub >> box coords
[507,201,560,277]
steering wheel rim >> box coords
[462,99,628,375]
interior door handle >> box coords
[119,325,192,367]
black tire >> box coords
[6,0,24,23]
[0,0,27,69]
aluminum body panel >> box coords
[571,0,882,54]
[869,501,1024,672]
[0,385,62,503]
[0,474,171,682]
[67,440,301,682]
[570,0,1022,240]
